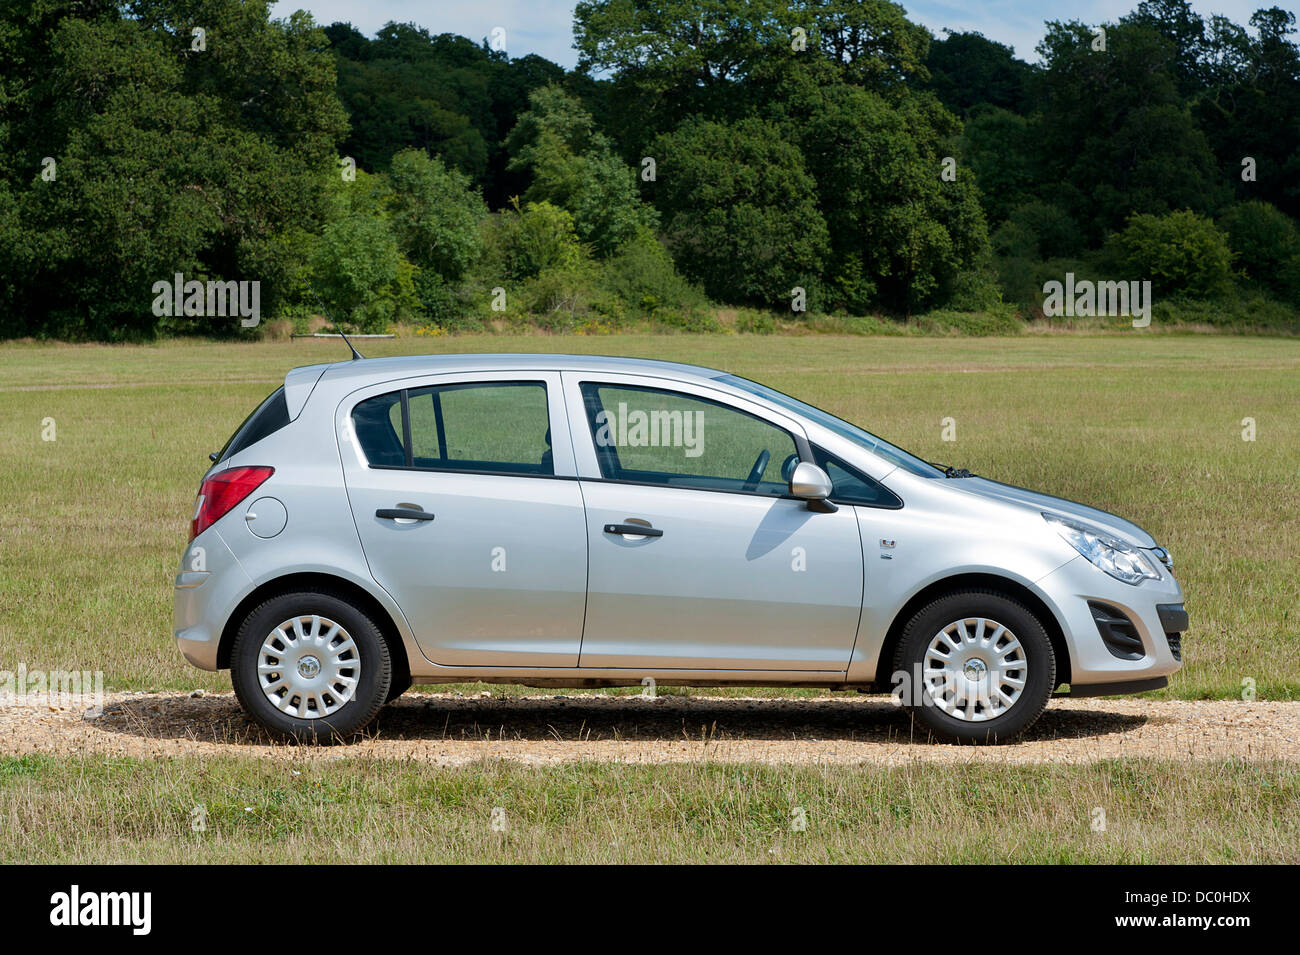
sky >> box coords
[273,0,1270,67]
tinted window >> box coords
[352,382,553,476]
[813,447,903,508]
[217,386,290,463]
[350,391,406,467]
[580,382,798,496]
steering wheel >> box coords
[743,449,771,491]
[780,452,800,483]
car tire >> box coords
[892,590,1055,744]
[230,589,391,741]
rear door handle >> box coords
[604,522,663,538]
[376,507,435,522]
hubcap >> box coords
[923,617,1027,722]
[257,615,361,719]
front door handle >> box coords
[376,507,435,522]
[604,522,663,538]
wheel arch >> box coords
[875,572,1071,689]
[217,572,410,690]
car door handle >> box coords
[604,522,663,537]
[376,507,435,522]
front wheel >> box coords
[892,590,1055,744]
[230,590,391,741]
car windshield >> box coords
[716,374,943,478]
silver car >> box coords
[174,353,1186,743]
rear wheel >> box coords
[892,590,1055,744]
[230,590,391,741]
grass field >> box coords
[1,753,1296,863]
[2,332,1298,865]
[2,333,1297,699]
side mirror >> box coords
[789,462,837,512]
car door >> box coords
[563,372,864,671]
[338,371,588,667]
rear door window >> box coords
[351,381,554,476]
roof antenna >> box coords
[309,285,365,361]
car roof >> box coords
[284,353,743,421]
[309,352,730,387]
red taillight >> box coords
[190,466,274,541]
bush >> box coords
[598,227,709,316]
[311,212,414,332]
[910,307,1023,335]
[1110,210,1235,298]
[1219,201,1300,301]
[388,148,486,283]
[486,201,586,282]
[411,269,466,324]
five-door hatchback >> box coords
[175,354,1186,742]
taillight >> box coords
[190,466,274,541]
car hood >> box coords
[947,477,1158,548]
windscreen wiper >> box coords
[931,462,975,478]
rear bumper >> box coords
[173,529,251,671]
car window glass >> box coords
[350,390,405,467]
[813,447,902,507]
[352,381,553,476]
[580,382,798,496]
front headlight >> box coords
[1043,513,1160,585]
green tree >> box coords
[0,1,345,338]
[312,171,414,331]
[388,148,486,280]
[925,31,1033,115]
[961,108,1040,224]
[763,69,991,312]
[649,117,828,308]
[487,200,586,282]
[505,85,657,255]
[1036,20,1227,240]
[1112,210,1235,298]
[573,0,929,153]
[1195,9,1300,217]
[1219,201,1300,299]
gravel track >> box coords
[1,692,1298,767]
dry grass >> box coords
[0,753,1295,863]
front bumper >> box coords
[1037,555,1186,688]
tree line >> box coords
[1,0,1297,340]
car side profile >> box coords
[174,353,1186,743]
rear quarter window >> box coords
[216,386,290,463]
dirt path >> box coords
[2,692,1297,767]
